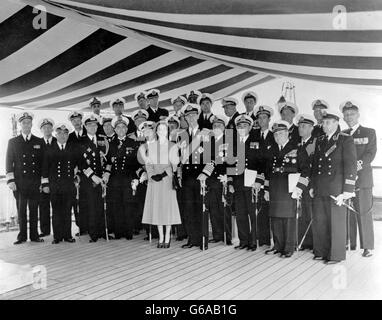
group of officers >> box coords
[5,88,376,264]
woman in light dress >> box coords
[139,120,181,248]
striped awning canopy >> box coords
[1,0,381,112]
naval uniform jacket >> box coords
[78,135,107,181]
[342,125,377,189]
[6,134,44,194]
[229,135,265,190]
[147,106,169,123]
[265,140,311,218]
[197,113,214,130]
[68,127,87,145]
[311,128,357,197]
[41,142,79,194]
[106,137,141,185]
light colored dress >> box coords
[140,139,181,226]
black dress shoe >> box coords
[31,238,44,243]
[226,240,233,246]
[181,243,193,249]
[283,252,293,258]
[157,241,164,248]
[75,231,87,236]
[163,240,171,249]
[64,238,76,243]
[144,235,149,241]
[133,230,140,235]
[208,239,220,243]
[362,249,372,257]
[52,239,61,244]
[247,245,257,251]
[324,259,340,265]
[13,240,26,245]
[39,233,49,237]
[200,244,208,251]
[125,235,133,240]
[265,248,278,255]
[234,244,248,250]
[89,238,98,243]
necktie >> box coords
[92,137,96,146]
[61,145,64,151]
[261,132,264,140]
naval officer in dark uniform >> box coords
[104,116,141,240]
[179,104,211,250]
[278,101,300,145]
[241,91,259,130]
[6,112,44,244]
[295,114,317,250]
[341,100,377,257]
[264,121,311,258]
[78,114,109,242]
[41,123,79,244]
[222,97,240,131]
[252,105,276,246]
[311,99,328,138]
[38,117,56,237]
[135,91,148,110]
[146,89,169,122]
[229,114,265,251]
[197,93,215,130]
[203,116,233,245]
[311,109,357,263]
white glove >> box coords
[139,172,148,183]
[309,188,314,198]
[102,172,110,184]
[264,191,270,202]
[42,186,50,194]
[197,173,207,181]
[8,182,17,191]
[218,174,228,184]
[131,179,139,189]
[91,175,103,185]
[291,187,302,199]
[252,182,261,193]
[228,185,235,193]
[334,193,344,206]
[343,192,355,200]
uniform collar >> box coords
[349,123,360,134]
[302,135,312,145]
[260,129,269,138]
[57,142,66,149]
[22,133,31,141]
[45,136,53,144]
[87,134,96,141]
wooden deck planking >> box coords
[94,246,240,300]
[1,222,382,300]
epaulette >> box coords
[338,132,350,136]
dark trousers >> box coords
[182,177,208,246]
[257,190,271,246]
[51,191,73,241]
[234,187,256,246]
[16,189,40,241]
[271,217,296,254]
[175,188,187,238]
[39,191,51,235]
[312,196,346,261]
[298,192,313,249]
[79,180,104,240]
[348,188,374,250]
[206,182,232,242]
[110,177,136,239]
[135,183,146,232]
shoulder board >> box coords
[338,132,349,136]
[318,135,325,140]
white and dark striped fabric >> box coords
[0,0,274,111]
[1,0,382,111]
